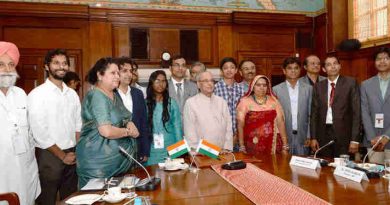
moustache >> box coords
[0,72,19,88]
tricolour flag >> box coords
[167,139,190,159]
[196,139,221,159]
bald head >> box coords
[197,71,215,97]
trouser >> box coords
[36,147,78,205]
[318,125,349,158]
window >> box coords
[352,0,389,45]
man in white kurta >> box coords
[183,71,233,151]
[0,41,40,205]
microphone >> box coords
[362,136,384,165]
[119,146,161,191]
[221,152,246,170]
[312,140,335,167]
[314,140,335,159]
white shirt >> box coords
[0,86,41,205]
[171,78,184,94]
[286,81,299,130]
[118,86,133,113]
[326,76,339,124]
[28,79,82,150]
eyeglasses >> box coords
[198,79,215,84]
[376,57,390,61]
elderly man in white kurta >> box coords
[183,71,233,151]
[0,41,41,205]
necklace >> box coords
[253,95,267,105]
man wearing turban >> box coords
[0,41,41,205]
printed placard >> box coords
[333,166,369,183]
[289,156,321,170]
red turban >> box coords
[0,41,20,65]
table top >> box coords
[62,153,390,205]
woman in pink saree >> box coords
[237,75,289,155]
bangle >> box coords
[282,144,289,150]
[61,153,66,161]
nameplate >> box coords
[333,166,369,183]
[289,156,320,170]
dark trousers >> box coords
[36,147,78,205]
[319,125,349,158]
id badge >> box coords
[153,133,164,149]
[375,113,384,128]
[12,132,27,155]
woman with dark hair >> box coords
[236,75,289,155]
[145,70,183,166]
[76,57,139,188]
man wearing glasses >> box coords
[299,55,326,86]
[168,55,198,113]
[183,71,233,151]
[129,60,147,98]
[361,47,390,164]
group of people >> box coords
[1,40,390,205]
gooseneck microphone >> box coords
[362,136,384,165]
[314,140,335,159]
[119,146,161,191]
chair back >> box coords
[0,192,20,205]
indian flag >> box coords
[167,139,190,159]
[196,139,221,159]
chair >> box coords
[0,192,20,205]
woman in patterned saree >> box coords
[76,57,139,188]
[237,75,289,155]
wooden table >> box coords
[62,153,390,204]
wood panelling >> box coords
[149,28,180,62]
[237,33,295,52]
[3,27,82,49]
[113,26,130,58]
[0,1,317,95]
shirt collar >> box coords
[171,78,184,85]
[199,92,214,100]
[0,86,15,98]
[118,86,131,96]
[327,75,339,86]
[45,78,70,93]
[286,80,299,89]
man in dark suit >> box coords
[168,55,198,113]
[116,57,151,162]
[310,56,361,158]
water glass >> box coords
[123,174,137,197]
[384,159,390,179]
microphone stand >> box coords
[312,140,335,167]
[362,136,384,165]
[119,146,161,191]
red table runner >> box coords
[212,163,330,205]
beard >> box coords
[49,68,66,80]
[0,72,19,88]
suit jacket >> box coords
[310,76,361,153]
[168,79,198,113]
[273,81,312,154]
[361,75,390,149]
[116,87,151,158]
[299,75,326,86]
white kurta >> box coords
[0,86,41,205]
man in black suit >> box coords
[310,56,361,157]
[116,57,151,162]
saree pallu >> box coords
[244,109,282,155]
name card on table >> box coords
[333,166,369,183]
[289,156,320,170]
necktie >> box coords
[176,83,183,105]
[329,82,335,106]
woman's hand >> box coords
[126,122,139,138]
[281,150,289,155]
[239,145,247,153]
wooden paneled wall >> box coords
[0,1,315,94]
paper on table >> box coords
[81,178,105,190]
